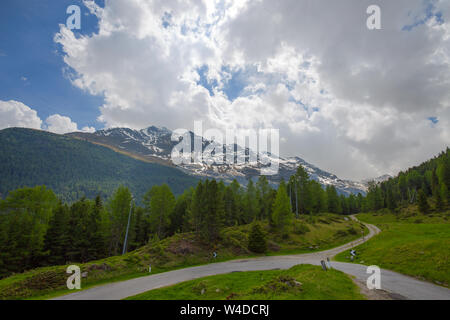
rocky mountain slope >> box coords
[68,126,367,195]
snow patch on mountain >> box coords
[69,126,367,195]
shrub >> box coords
[293,221,310,235]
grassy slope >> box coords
[0,214,365,300]
[127,264,365,300]
[335,207,450,287]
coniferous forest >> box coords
[0,148,448,279]
[0,128,198,202]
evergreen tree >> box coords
[326,185,340,213]
[86,195,107,260]
[145,184,175,239]
[0,186,58,275]
[295,165,312,215]
[130,207,150,250]
[417,189,430,214]
[386,187,397,211]
[256,176,272,220]
[200,180,225,242]
[243,179,259,223]
[43,203,70,265]
[271,180,293,234]
[66,198,92,262]
[435,189,444,211]
[248,222,267,253]
[188,181,207,234]
[441,155,450,201]
[108,186,133,256]
[224,185,239,226]
[169,188,193,234]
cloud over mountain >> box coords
[53,0,450,180]
[0,100,95,134]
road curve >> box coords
[55,217,450,300]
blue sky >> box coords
[0,0,448,180]
[0,0,104,130]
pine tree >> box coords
[271,180,293,235]
[386,187,397,211]
[130,207,150,250]
[224,186,239,226]
[243,179,259,223]
[188,181,207,234]
[442,155,450,201]
[435,189,444,211]
[417,189,430,214]
[294,165,312,215]
[256,176,272,220]
[248,223,267,253]
[169,189,192,234]
[107,186,133,256]
[43,203,70,265]
[201,180,225,242]
[86,195,107,260]
[66,198,92,262]
[326,185,340,213]
[145,184,175,239]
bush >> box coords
[248,223,267,253]
[293,221,310,235]
[221,228,248,251]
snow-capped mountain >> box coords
[361,174,393,186]
[68,126,367,195]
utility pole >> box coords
[122,196,134,255]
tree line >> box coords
[362,148,450,214]
[1,148,448,278]
[0,164,363,278]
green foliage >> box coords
[43,203,70,266]
[293,221,310,235]
[248,223,267,253]
[271,180,293,234]
[107,186,133,256]
[417,189,430,214]
[0,213,364,299]
[243,179,259,223]
[326,185,341,214]
[0,186,58,277]
[362,148,450,213]
[144,184,176,239]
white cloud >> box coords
[44,114,96,134]
[45,114,79,134]
[53,0,450,180]
[81,126,96,133]
[0,100,96,135]
[0,100,42,130]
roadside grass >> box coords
[334,207,450,287]
[126,264,365,300]
[0,214,365,300]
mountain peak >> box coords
[68,125,367,195]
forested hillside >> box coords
[0,128,198,202]
[0,164,363,279]
[363,148,450,213]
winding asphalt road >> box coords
[55,217,450,300]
